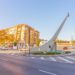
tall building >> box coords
[0,24,39,49]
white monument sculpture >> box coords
[31,13,69,52]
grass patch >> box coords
[32,51,61,55]
[32,51,44,55]
[45,51,61,55]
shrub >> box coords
[32,51,44,55]
[13,42,17,46]
[32,51,61,55]
[65,51,71,54]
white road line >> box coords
[31,57,35,59]
[40,57,45,60]
[49,57,56,61]
[66,56,75,60]
[39,69,57,75]
[11,54,14,55]
[57,57,73,63]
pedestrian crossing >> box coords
[57,56,73,63]
[49,57,56,61]
[66,56,75,60]
[31,55,75,64]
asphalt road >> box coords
[0,54,75,75]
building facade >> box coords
[56,40,72,51]
[40,39,48,46]
[0,24,39,49]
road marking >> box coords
[11,53,14,55]
[49,57,56,61]
[31,57,35,59]
[40,57,45,60]
[39,69,57,75]
[66,56,75,60]
[57,57,73,63]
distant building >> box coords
[40,39,48,46]
[0,24,40,49]
[56,40,72,51]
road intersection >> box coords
[0,54,75,75]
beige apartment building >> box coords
[0,24,39,49]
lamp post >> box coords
[54,41,57,54]
[28,27,30,55]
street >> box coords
[0,54,75,75]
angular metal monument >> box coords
[31,13,69,52]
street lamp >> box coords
[28,27,30,55]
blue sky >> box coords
[0,0,75,40]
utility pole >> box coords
[28,27,30,55]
